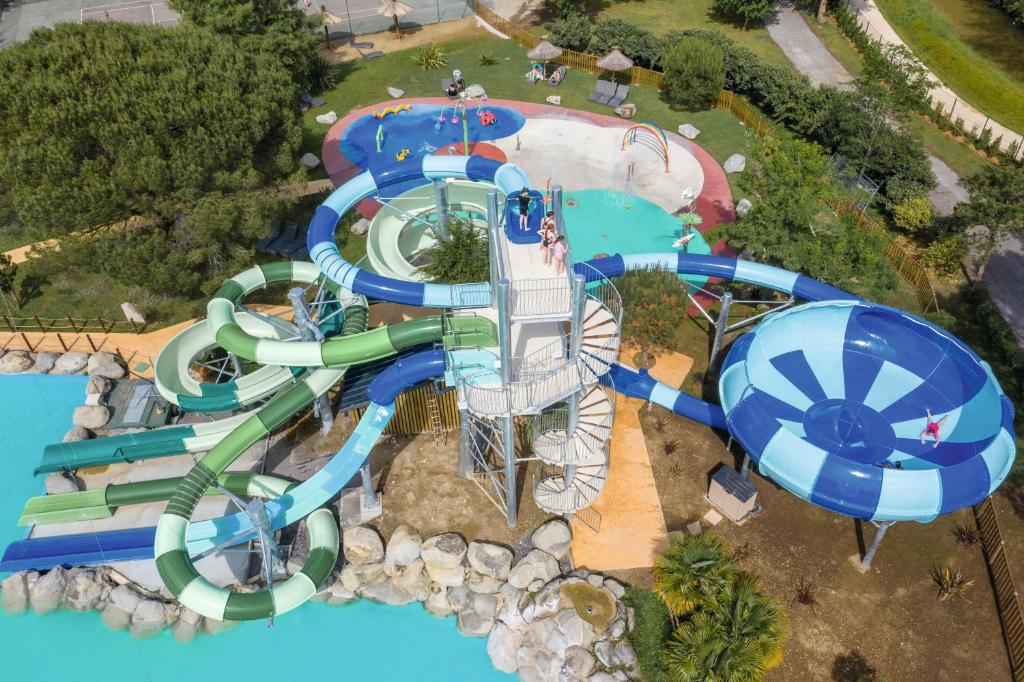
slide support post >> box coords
[502,414,518,528]
[567,273,586,433]
[740,452,752,480]
[288,288,334,435]
[551,185,564,240]
[487,190,501,308]
[497,278,512,385]
[860,521,893,571]
[708,291,733,374]
[457,409,474,477]
[432,178,451,242]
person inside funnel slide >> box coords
[920,408,949,448]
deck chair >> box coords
[586,79,616,105]
[269,222,298,256]
[281,225,309,258]
[356,46,384,60]
[255,220,281,253]
[547,66,566,86]
[607,84,630,108]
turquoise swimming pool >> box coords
[561,189,711,289]
[0,375,513,682]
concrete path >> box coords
[763,3,972,220]
[570,344,689,571]
[845,0,1023,155]
[985,232,1024,349]
[764,2,853,89]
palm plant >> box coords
[664,574,787,681]
[653,533,737,618]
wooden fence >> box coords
[349,383,461,435]
[476,4,941,313]
[3,315,147,335]
[975,497,1024,681]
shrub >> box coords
[987,0,1024,25]
[661,37,725,111]
[303,53,344,93]
[622,587,672,682]
[952,521,982,548]
[0,252,18,307]
[931,566,974,602]
[414,42,447,70]
[548,13,593,52]
[711,0,779,29]
[615,266,687,352]
[587,18,661,69]
[890,196,933,234]
[543,0,601,19]
[421,217,488,283]
[653,533,737,616]
[919,234,965,275]
[477,52,497,66]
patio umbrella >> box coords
[527,40,563,77]
[596,47,633,84]
[378,0,412,39]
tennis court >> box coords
[80,0,179,26]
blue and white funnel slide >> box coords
[309,154,530,308]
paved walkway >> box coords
[765,2,853,89]
[569,345,692,571]
[985,232,1024,349]
[846,0,1023,154]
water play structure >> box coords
[621,121,670,173]
[1,101,1014,621]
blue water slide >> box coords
[577,252,1016,523]
[0,351,447,572]
[309,154,530,308]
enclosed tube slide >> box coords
[307,154,529,307]
[154,350,446,621]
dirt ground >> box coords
[633,404,1012,682]
[321,17,479,63]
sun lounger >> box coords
[269,222,298,256]
[255,220,281,253]
[607,84,629,108]
[356,47,384,60]
[586,79,616,105]
[548,66,566,86]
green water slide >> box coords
[19,473,297,526]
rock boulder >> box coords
[73,405,110,430]
[52,352,89,374]
[1,572,29,614]
[29,566,67,614]
[65,571,103,611]
[343,525,384,565]
[299,152,321,170]
[0,351,33,374]
[130,599,168,639]
[509,549,560,589]
[421,533,467,569]
[487,621,522,672]
[315,111,338,125]
[735,198,753,217]
[63,425,93,443]
[45,472,78,495]
[467,541,513,580]
[532,519,572,559]
[359,578,419,606]
[87,352,125,379]
[387,87,405,99]
[678,123,701,139]
[172,607,203,643]
[31,351,58,374]
[384,525,422,569]
[724,154,746,174]
[350,218,370,236]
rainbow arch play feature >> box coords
[621,121,670,173]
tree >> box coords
[653,534,738,618]
[0,22,303,297]
[890,196,933,234]
[549,13,593,52]
[587,19,662,69]
[664,573,787,681]
[0,252,18,307]
[169,0,317,76]
[421,218,489,284]
[816,0,828,23]
[953,164,1024,277]
[711,0,778,30]
[661,37,726,111]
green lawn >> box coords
[0,226,33,253]
[875,0,1024,132]
[304,31,752,194]
[596,0,792,69]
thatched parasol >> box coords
[527,40,563,76]
[378,0,412,38]
[596,47,633,83]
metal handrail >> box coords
[455,266,622,416]
[530,390,617,466]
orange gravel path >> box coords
[570,345,694,571]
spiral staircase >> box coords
[453,263,622,520]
